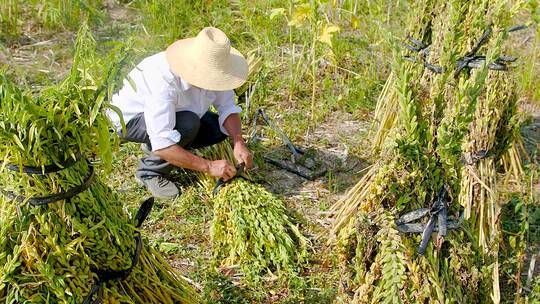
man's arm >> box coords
[223,113,253,168]
[213,91,252,168]
[223,113,243,143]
[154,145,237,180]
[155,113,251,179]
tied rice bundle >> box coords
[200,144,308,285]
[211,178,308,285]
[0,25,199,303]
[330,0,530,303]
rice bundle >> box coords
[198,144,309,285]
[211,178,308,284]
[0,26,199,303]
[330,0,530,302]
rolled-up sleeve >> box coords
[213,90,242,135]
[144,80,181,151]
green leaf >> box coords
[12,135,25,151]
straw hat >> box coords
[165,27,248,91]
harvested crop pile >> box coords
[197,144,309,285]
[211,178,308,284]
[330,0,533,303]
[0,26,199,303]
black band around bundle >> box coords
[404,24,526,76]
[395,184,463,255]
[461,150,490,165]
[83,198,154,304]
[83,234,143,304]
[7,153,83,175]
[1,163,95,206]
[3,152,157,304]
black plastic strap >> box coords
[82,281,103,304]
[396,216,462,233]
[395,208,430,225]
[404,36,429,53]
[405,25,523,76]
[95,234,143,281]
[419,215,437,254]
[467,27,492,58]
[83,234,143,304]
[1,164,94,206]
[7,153,83,175]
[135,197,154,228]
[461,150,490,165]
[404,55,444,73]
[403,36,444,73]
[83,197,154,304]
[455,27,489,76]
[395,184,460,255]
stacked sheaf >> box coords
[330,1,528,303]
[0,25,199,304]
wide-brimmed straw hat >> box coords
[165,27,248,91]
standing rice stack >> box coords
[329,0,531,302]
[370,0,437,152]
[197,144,309,285]
[457,43,521,303]
[0,26,199,303]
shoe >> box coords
[136,175,179,199]
[140,143,151,154]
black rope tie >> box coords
[404,24,527,76]
[461,150,491,165]
[7,153,83,175]
[3,156,156,304]
[1,161,95,206]
[396,184,463,255]
[83,197,154,304]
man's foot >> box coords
[140,143,151,154]
[136,175,179,199]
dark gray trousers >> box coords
[123,111,227,179]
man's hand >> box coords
[208,160,237,181]
[233,141,253,169]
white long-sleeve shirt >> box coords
[107,52,241,151]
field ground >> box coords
[1,0,539,303]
